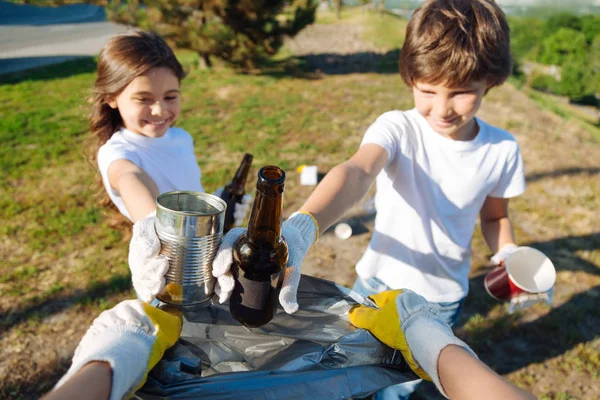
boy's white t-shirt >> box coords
[357,109,526,303]
[97,127,204,221]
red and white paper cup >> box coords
[484,247,556,301]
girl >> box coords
[90,30,250,302]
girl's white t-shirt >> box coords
[356,109,526,302]
[97,127,204,221]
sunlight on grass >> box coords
[316,7,407,50]
[524,88,600,141]
[1,8,599,399]
[359,11,407,50]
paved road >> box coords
[0,1,127,75]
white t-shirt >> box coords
[356,109,526,302]
[97,127,204,221]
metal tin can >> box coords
[155,191,226,307]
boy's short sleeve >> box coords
[489,144,526,198]
[97,142,141,194]
[360,112,407,165]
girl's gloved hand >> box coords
[128,212,169,303]
[212,211,318,314]
[349,289,477,398]
[52,300,182,400]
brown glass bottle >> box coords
[229,166,288,328]
[219,153,253,233]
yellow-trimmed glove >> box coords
[349,289,476,398]
[52,300,182,400]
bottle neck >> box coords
[229,153,253,197]
[246,166,285,248]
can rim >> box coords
[156,191,227,216]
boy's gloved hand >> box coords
[128,212,169,303]
[212,211,318,313]
[52,300,182,400]
[349,289,477,398]
[491,244,553,314]
[508,288,554,314]
[213,188,253,227]
[490,243,519,266]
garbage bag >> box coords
[135,275,419,399]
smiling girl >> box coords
[90,30,199,223]
[89,30,250,303]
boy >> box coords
[217,0,523,328]
[214,0,525,398]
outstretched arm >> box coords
[212,143,389,311]
[299,143,388,233]
[439,345,536,400]
[42,361,112,400]
[349,289,536,399]
[44,301,181,400]
[107,159,159,222]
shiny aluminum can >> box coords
[155,191,226,307]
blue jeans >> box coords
[352,276,464,400]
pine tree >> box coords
[106,0,318,70]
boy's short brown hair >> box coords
[399,0,511,88]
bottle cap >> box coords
[334,222,352,240]
[300,165,318,186]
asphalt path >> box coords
[0,0,127,75]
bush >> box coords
[580,15,600,45]
[509,16,543,61]
[105,0,318,70]
[542,13,582,37]
[538,28,587,66]
[530,73,559,93]
[556,56,590,100]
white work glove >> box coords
[490,244,553,314]
[214,188,253,227]
[349,289,477,398]
[129,212,169,303]
[52,300,182,400]
[212,211,318,313]
[490,243,519,266]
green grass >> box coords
[0,25,414,333]
[360,10,407,50]
[524,88,600,141]
[1,8,600,400]
[316,8,407,50]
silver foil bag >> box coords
[135,275,419,400]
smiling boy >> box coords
[246,1,526,397]
[212,1,526,397]
[297,0,524,309]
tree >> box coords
[542,13,581,38]
[580,14,600,45]
[106,0,318,70]
[537,28,586,66]
[508,16,544,61]
[557,55,589,100]
[334,0,342,20]
[586,36,600,97]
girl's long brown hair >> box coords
[88,30,185,229]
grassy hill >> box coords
[1,8,599,400]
